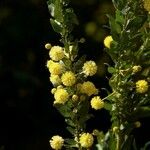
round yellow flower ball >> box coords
[45,43,52,50]
[91,96,104,110]
[81,81,98,96]
[104,35,113,49]
[82,61,97,76]
[79,133,94,148]
[50,75,61,86]
[132,65,142,73]
[136,80,148,93]
[47,60,62,75]
[49,46,64,61]
[50,135,64,150]
[61,71,76,86]
[54,88,69,104]
[144,0,150,12]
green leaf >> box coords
[141,67,150,76]
[104,102,112,111]
[65,118,75,127]
[73,55,86,72]
[126,15,147,33]
[50,19,63,33]
[131,106,150,120]
[112,0,127,10]
[65,139,76,146]
[108,15,121,39]
[66,126,75,135]
[121,135,135,150]
[54,0,63,23]
[141,141,150,150]
[65,8,79,25]
[62,58,72,69]
[115,9,124,24]
[108,67,115,74]
[56,104,73,118]
[96,144,103,150]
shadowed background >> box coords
[0,0,149,149]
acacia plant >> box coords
[45,0,150,149]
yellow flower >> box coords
[104,35,113,49]
[54,88,69,104]
[79,133,94,148]
[50,75,61,86]
[81,81,98,96]
[49,46,64,61]
[136,80,148,93]
[61,71,76,86]
[51,88,57,94]
[132,65,142,73]
[91,96,104,110]
[45,43,52,50]
[82,61,97,76]
[47,60,62,75]
[72,95,79,101]
[144,0,150,12]
[50,135,64,150]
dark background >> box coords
[0,0,149,149]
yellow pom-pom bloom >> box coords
[79,133,94,148]
[50,135,64,150]
[47,60,62,75]
[61,71,76,86]
[91,96,104,110]
[144,0,150,12]
[136,80,148,93]
[50,75,61,86]
[54,88,69,104]
[82,61,97,76]
[81,81,98,96]
[45,43,52,50]
[104,35,113,49]
[132,65,142,73]
[49,46,64,61]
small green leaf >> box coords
[66,126,75,135]
[65,118,75,127]
[73,55,86,72]
[65,139,76,146]
[108,67,115,74]
[115,9,124,24]
[131,106,150,120]
[56,104,72,118]
[54,0,63,23]
[50,19,63,33]
[62,58,72,69]
[104,102,112,111]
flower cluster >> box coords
[50,135,64,150]
[91,96,104,110]
[136,80,148,94]
[104,35,113,49]
[79,133,94,148]
[45,43,103,149]
[82,61,97,76]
